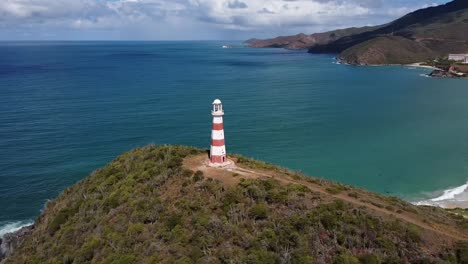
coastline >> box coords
[413,181,468,209]
[336,59,468,78]
[335,58,438,69]
[0,221,33,238]
[404,62,438,70]
[0,222,34,261]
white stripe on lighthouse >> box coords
[213,117,223,124]
[211,146,226,156]
[211,130,224,140]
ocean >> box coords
[1,41,467,235]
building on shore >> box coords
[448,54,468,64]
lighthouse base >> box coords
[205,159,235,168]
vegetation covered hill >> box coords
[245,27,379,50]
[3,145,468,264]
[248,0,468,65]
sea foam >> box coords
[414,181,468,208]
[431,182,468,202]
[0,220,33,238]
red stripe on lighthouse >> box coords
[210,155,224,163]
[212,123,224,130]
[211,139,225,146]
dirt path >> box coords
[184,155,468,241]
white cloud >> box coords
[0,0,450,40]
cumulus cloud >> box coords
[228,0,248,9]
[0,0,449,40]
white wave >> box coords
[0,220,33,238]
[414,181,468,208]
[431,182,468,202]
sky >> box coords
[0,0,451,40]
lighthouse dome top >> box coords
[212,99,222,105]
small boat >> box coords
[222,45,232,49]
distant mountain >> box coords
[2,145,468,263]
[246,27,379,50]
[248,0,468,65]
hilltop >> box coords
[2,145,468,263]
[247,0,468,65]
[245,27,379,50]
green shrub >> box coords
[456,241,468,264]
[246,184,266,200]
[292,255,314,264]
[223,188,243,208]
[334,253,359,264]
[78,237,101,261]
[249,203,269,220]
[262,178,279,191]
[359,254,381,264]
[175,256,192,264]
[326,185,346,195]
[103,254,137,264]
[406,224,422,242]
[266,189,289,204]
[382,255,401,264]
[321,213,339,229]
[103,192,120,211]
[128,223,144,235]
[48,206,78,234]
[193,170,204,182]
[288,184,310,193]
[306,178,322,185]
[246,249,278,264]
[166,214,182,230]
[376,237,397,254]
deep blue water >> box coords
[1,41,468,230]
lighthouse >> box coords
[210,99,227,165]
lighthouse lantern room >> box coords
[210,99,227,165]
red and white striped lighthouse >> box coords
[210,99,227,165]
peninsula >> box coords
[1,145,467,263]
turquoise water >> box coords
[1,41,468,230]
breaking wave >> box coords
[0,220,33,238]
[414,181,468,208]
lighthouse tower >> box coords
[210,99,227,165]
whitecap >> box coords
[414,181,468,208]
[0,220,33,238]
[431,182,468,202]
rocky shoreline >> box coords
[338,60,467,78]
[428,69,457,78]
[428,66,468,78]
[0,225,34,262]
